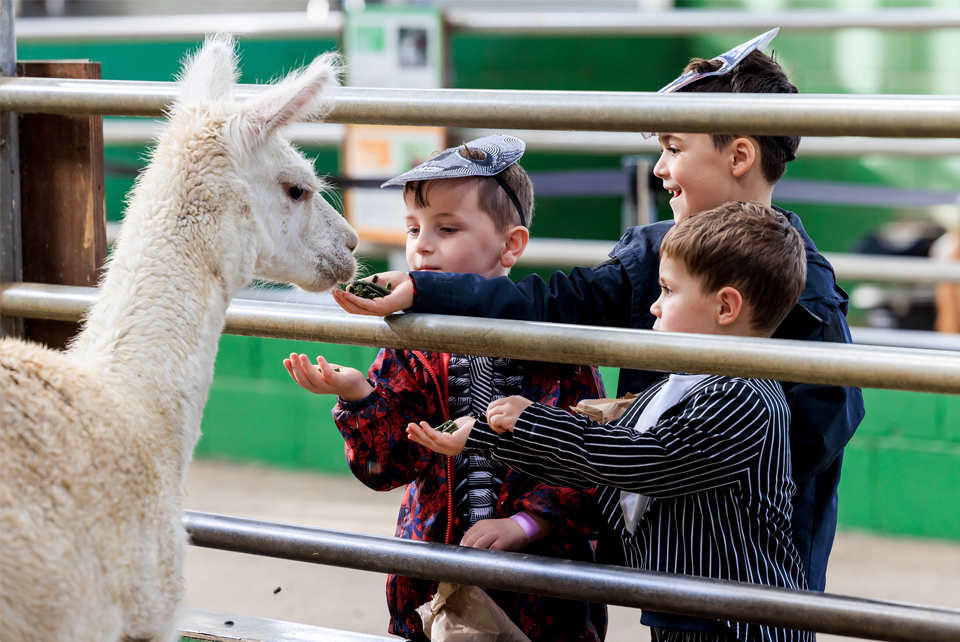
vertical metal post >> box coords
[622,156,657,231]
[635,157,655,227]
[0,0,23,338]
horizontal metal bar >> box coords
[226,285,960,353]
[15,11,343,43]
[518,239,960,284]
[14,8,960,43]
[851,327,960,352]
[447,8,960,34]
[3,78,959,137]
[774,179,960,209]
[98,223,957,284]
[525,167,960,209]
[825,253,960,284]
[457,128,960,158]
[102,120,960,158]
[4,282,960,394]
[103,119,347,147]
[183,511,960,642]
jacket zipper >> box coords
[798,303,824,324]
[412,351,455,545]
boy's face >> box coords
[404,179,510,279]
[651,255,728,335]
[654,133,740,222]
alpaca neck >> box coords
[72,146,254,471]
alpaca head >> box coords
[171,34,358,293]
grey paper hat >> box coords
[382,134,525,186]
[382,134,529,226]
[641,28,779,140]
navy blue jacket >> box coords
[410,208,865,601]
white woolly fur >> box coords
[0,34,357,642]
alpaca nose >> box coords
[345,230,359,253]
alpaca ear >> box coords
[244,52,342,142]
[175,33,240,109]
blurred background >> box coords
[12,1,960,640]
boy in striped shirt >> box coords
[408,201,812,642]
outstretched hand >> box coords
[486,396,534,434]
[332,271,414,317]
[405,417,475,456]
[282,353,373,402]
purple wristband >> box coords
[509,512,541,543]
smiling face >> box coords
[404,179,512,278]
[654,133,743,222]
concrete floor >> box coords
[183,461,960,642]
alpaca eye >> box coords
[287,185,305,201]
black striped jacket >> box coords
[466,374,813,642]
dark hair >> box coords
[677,49,800,183]
[660,201,806,335]
[402,144,535,232]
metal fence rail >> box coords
[4,282,959,395]
[14,8,960,43]
[457,127,960,158]
[183,511,960,642]
[101,119,960,158]
[3,77,960,137]
[446,8,960,34]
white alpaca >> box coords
[0,35,358,642]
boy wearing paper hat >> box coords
[286,136,607,642]
[336,30,865,623]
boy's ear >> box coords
[716,286,744,326]
[730,137,758,179]
[500,226,530,269]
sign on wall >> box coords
[343,7,446,244]
[343,124,446,244]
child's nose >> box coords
[414,233,432,254]
[653,153,669,179]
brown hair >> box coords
[677,49,800,183]
[402,144,535,233]
[660,201,806,335]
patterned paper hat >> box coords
[382,134,529,227]
[642,28,780,139]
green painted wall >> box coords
[16,12,960,542]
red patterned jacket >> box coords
[332,349,607,641]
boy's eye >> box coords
[439,227,458,234]
[407,227,420,235]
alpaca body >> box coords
[1,341,185,642]
[1,35,357,642]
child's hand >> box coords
[282,353,373,402]
[332,271,413,317]
[486,396,534,434]
[405,417,475,456]
[460,517,529,552]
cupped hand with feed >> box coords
[332,271,414,316]
[405,416,476,456]
[282,353,374,402]
[486,396,534,434]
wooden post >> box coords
[17,60,107,350]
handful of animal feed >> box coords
[434,420,460,434]
[345,275,392,299]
